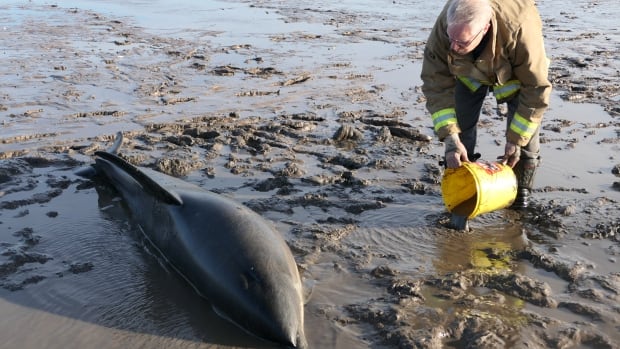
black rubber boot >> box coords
[512,188,530,209]
[511,160,537,209]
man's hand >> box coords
[444,133,469,168]
[501,142,521,167]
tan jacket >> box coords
[421,0,552,146]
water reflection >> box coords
[424,212,532,343]
[433,211,529,274]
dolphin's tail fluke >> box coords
[75,132,124,178]
[107,131,124,154]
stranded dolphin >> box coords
[79,132,307,348]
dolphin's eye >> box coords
[240,267,262,290]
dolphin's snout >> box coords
[278,321,306,349]
[294,331,308,349]
[284,336,307,349]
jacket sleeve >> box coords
[507,6,552,146]
[420,6,460,141]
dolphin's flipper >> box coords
[75,165,98,178]
[94,151,183,206]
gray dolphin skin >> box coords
[83,132,307,348]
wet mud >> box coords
[1,1,619,348]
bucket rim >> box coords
[462,162,484,219]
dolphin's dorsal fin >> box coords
[94,151,183,206]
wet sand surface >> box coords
[1,1,619,348]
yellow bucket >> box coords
[441,161,517,219]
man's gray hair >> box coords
[447,0,492,27]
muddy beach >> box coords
[1,1,619,348]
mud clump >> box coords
[156,153,205,177]
[67,262,95,274]
[12,227,41,246]
[0,159,33,185]
[0,189,64,210]
[0,226,52,290]
[333,124,363,141]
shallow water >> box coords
[1,1,619,348]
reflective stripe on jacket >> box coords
[432,108,457,134]
[421,0,551,146]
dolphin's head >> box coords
[235,263,306,348]
[176,192,307,347]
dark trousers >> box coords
[454,80,540,166]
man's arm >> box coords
[507,6,552,146]
[420,6,461,141]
